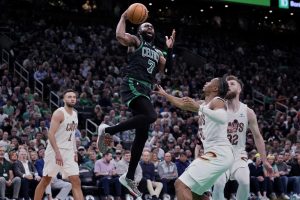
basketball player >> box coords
[154,77,234,200]
[34,89,84,200]
[97,9,176,198]
[211,75,273,200]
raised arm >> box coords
[158,29,176,74]
[116,10,139,47]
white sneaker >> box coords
[119,173,142,197]
[281,194,290,200]
[162,194,171,200]
[97,123,112,153]
[292,194,300,200]
[125,194,134,200]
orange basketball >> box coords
[127,3,148,25]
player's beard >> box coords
[65,102,75,108]
[140,32,154,43]
[225,90,237,100]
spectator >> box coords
[79,129,90,148]
[276,153,297,197]
[2,100,15,116]
[82,149,98,171]
[249,154,268,199]
[140,150,163,200]
[0,108,8,127]
[115,150,142,182]
[0,146,21,200]
[157,152,178,199]
[288,153,300,198]
[8,150,18,164]
[13,148,41,200]
[33,65,47,81]
[94,151,121,200]
[175,152,190,176]
[0,131,10,149]
[29,150,38,165]
[264,154,289,199]
[77,146,89,165]
[114,149,123,163]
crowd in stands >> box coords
[0,12,299,200]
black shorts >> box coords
[120,77,153,106]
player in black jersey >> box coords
[97,8,175,198]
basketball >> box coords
[126,3,148,25]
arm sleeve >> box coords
[164,48,173,75]
[199,105,228,124]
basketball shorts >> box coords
[227,154,248,180]
[43,148,79,179]
[179,145,234,195]
[120,77,152,106]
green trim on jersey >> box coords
[126,77,151,106]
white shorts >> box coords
[179,145,234,195]
[228,155,248,180]
[43,148,79,179]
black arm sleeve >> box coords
[164,48,173,75]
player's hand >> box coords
[6,180,12,186]
[263,161,273,175]
[257,176,264,182]
[121,10,128,20]
[153,85,167,96]
[55,151,64,166]
[182,97,199,110]
[25,175,33,180]
[35,175,41,181]
[165,29,176,48]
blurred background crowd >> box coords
[0,0,299,199]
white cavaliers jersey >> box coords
[198,97,231,150]
[47,107,78,151]
[227,102,248,157]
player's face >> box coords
[203,78,219,93]
[63,92,77,107]
[139,22,155,42]
[226,80,241,99]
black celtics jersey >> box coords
[122,38,162,83]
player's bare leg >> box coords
[34,176,52,200]
[69,175,84,200]
[174,179,192,200]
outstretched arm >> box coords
[153,85,198,112]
